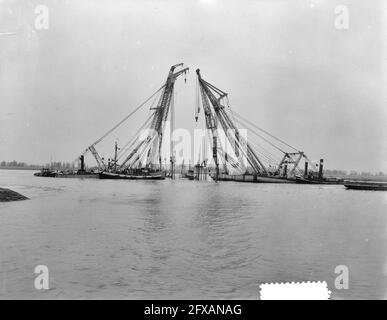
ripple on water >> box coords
[0,170,386,299]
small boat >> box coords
[344,180,387,191]
[56,170,98,179]
[34,168,57,177]
[99,170,166,180]
[294,176,344,185]
[183,169,195,180]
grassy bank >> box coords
[0,188,29,202]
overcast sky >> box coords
[0,0,386,172]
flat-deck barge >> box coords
[344,180,387,191]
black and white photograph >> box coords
[0,0,386,305]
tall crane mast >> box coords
[120,63,188,171]
[196,69,228,179]
[145,63,189,170]
[196,69,268,176]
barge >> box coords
[344,180,387,191]
[211,173,295,184]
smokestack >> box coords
[318,159,324,180]
[304,161,308,178]
[80,155,85,172]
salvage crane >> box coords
[81,63,188,179]
[195,69,320,183]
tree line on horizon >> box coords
[0,160,76,170]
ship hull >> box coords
[211,173,347,185]
[99,171,166,180]
[294,177,344,185]
[56,173,98,179]
[211,173,296,184]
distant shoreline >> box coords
[325,174,387,182]
[1,167,386,182]
[0,167,42,171]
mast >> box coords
[170,90,175,179]
[119,63,188,171]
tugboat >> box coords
[34,168,57,177]
[34,156,98,179]
[55,156,98,178]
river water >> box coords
[0,169,386,299]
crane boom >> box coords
[82,64,188,172]
[88,145,106,171]
[119,64,189,170]
[196,69,267,175]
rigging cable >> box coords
[232,111,300,152]
[85,84,166,151]
[116,113,155,161]
[233,116,287,154]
